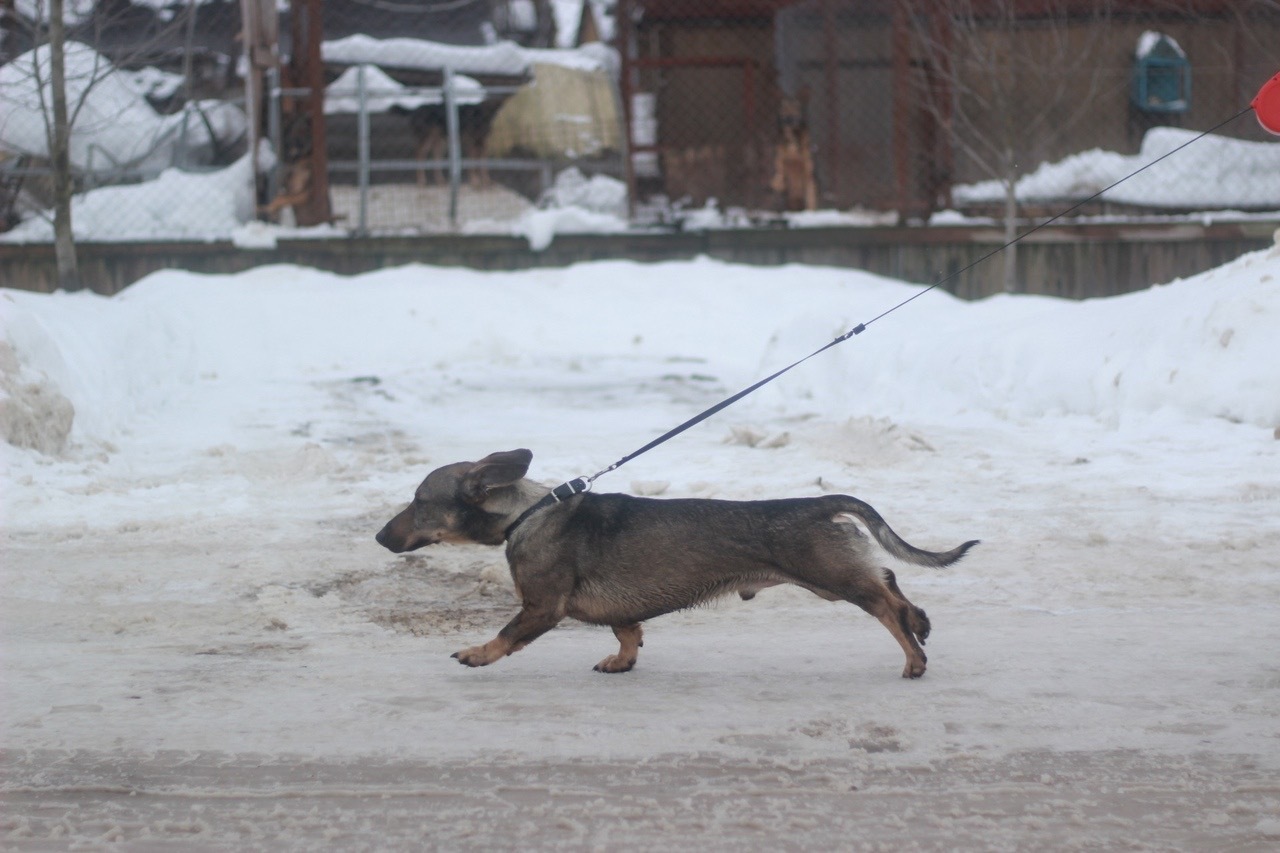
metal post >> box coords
[266,66,282,210]
[617,0,636,218]
[821,0,839,205]
[445,66,461,227]
[238,0,261,187]
[892,0,911,218]
[305,0,331,224]
[357,64,370,236]
[177,105,190,168]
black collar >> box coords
[503,477,591,540]
[504,493,557,540]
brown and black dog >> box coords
[770,93,818,211]
[394,101,497,189]
[376,449,977,679]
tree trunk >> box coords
[48,0,81,291]
[1001,156,1018,294]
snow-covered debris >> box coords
[459,167,629,249]
[0,42,245,175]
[538,166,627,217]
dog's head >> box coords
[375,449,539,552]
[778,94,808,130]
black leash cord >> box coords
[560,106,1256,498]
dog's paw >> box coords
[593,654,636,674]
[452,644,502,667]
[901,659,927,679]
[913,608,932,644]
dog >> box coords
[770,93,817,211]
[376,449,977,679]
[394,101,496,189]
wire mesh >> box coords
[624,0,1280,223]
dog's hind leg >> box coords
[869,596,929,679]
[594,623,644,674]
[882,567,931,644]
[787,536,930,679]
[452,597,566,667]
[830,582,929,679]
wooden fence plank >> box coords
[0,221,1273,297]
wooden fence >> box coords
[1,220,1274,299]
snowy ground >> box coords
[2,249,1279,849]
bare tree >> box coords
[3,0,235,290]
[6,0,88,288]
[45,0,78,288]
[905,0,1116,292]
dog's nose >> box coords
[375,526,390,547]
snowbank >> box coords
[0,151,261,243]
[3,242,1278,456]
[955,127,1280,209]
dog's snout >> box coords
[377,504,420,553]
[376,519,410,553]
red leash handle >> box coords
[1253,71,1280,135]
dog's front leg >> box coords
[452,598,566,667]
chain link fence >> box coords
[623,0,1280,224]
[308,41,624,234]
[2,0,1278,245]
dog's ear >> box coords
[459,449,533,504]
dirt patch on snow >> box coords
[0,341,74,455]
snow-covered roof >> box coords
[1136,30,1186,60]
[321,35,615,78]
[323,65,485,115]
[955,128,1280,210]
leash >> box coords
[508,103,1257,535]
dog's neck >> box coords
[499,478,556,540]
[491,479,551,536]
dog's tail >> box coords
[832,497,978,568]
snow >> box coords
[464,166,629,249]
[32,142,1268,245]
[0,149,264,243]
[551,0,586,48]
[551,0,616,48]
[0,42,246,175]
[954,127,1280,209]
[2,245,1280,847]
[0,153,632,246]
[1136,30,1185,59]
[539,167,628,217]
